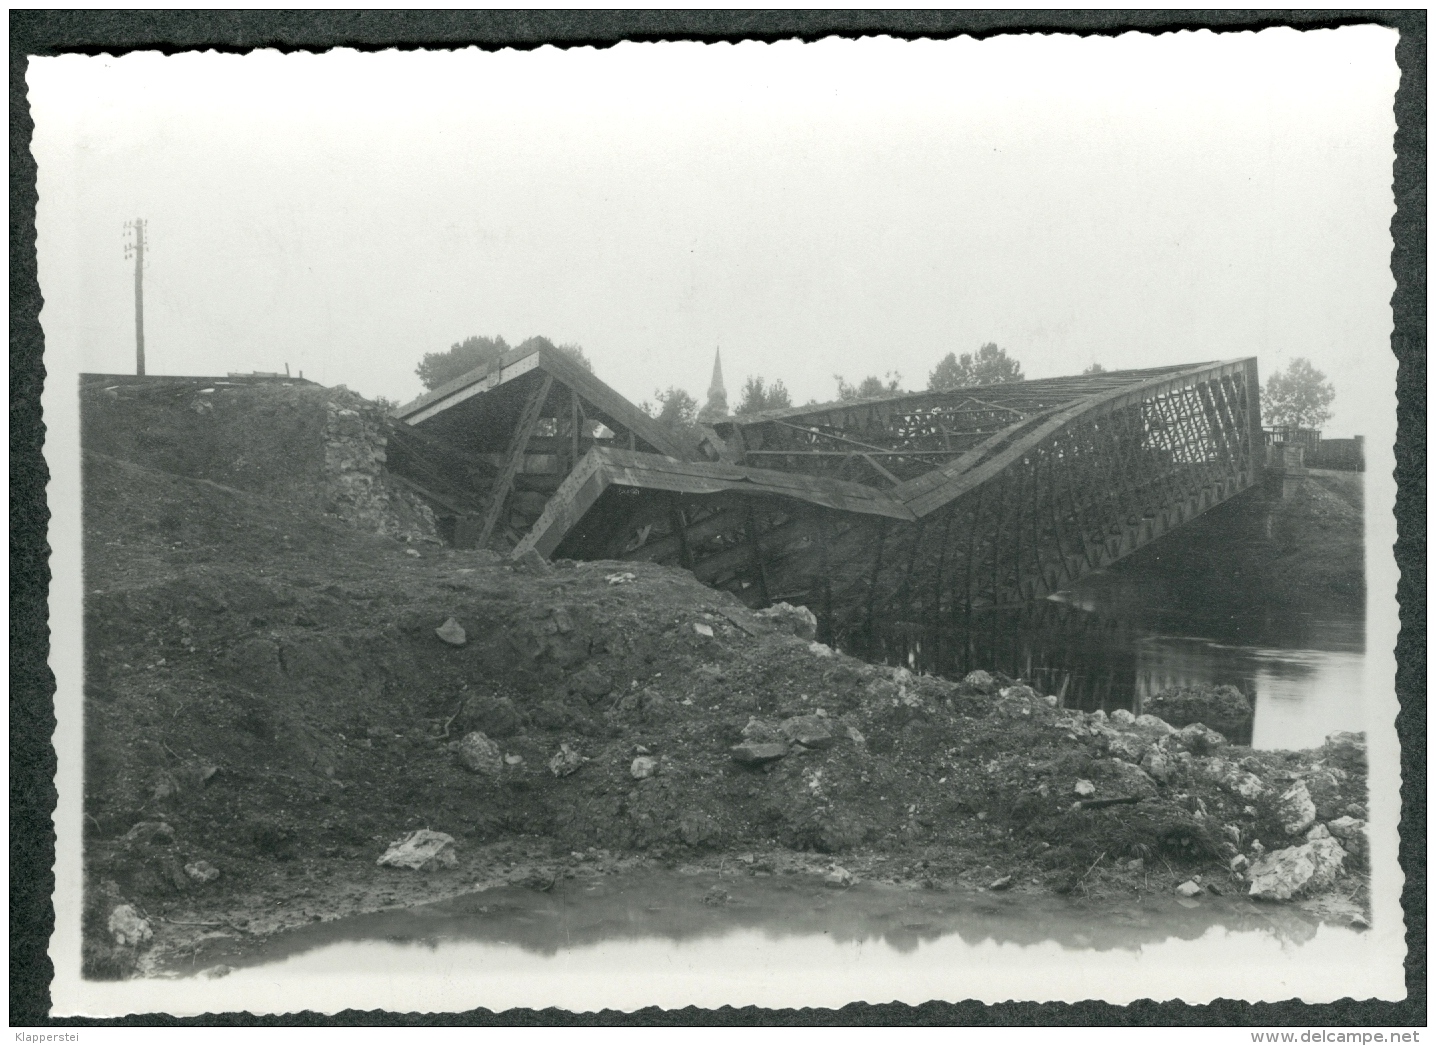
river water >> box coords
[854,581,1364,752]
[114,870,1385,1013]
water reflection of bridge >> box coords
[391,347,1263,657]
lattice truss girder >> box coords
[601,365,1256,634]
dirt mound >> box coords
[82,379,437,543]
[78,393,1371,978]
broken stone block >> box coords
[1222,768,1266,800]
[1277,780,1318,835]
[1326,816,1368,861]
[779,714,834,749]
[740,716,782,744]
[1247,838,1346,901]
[184,860,221,883]
[377,829,458,871]
[1104,730,1150,764]
[752,602,817,640]
[456,731,504,776]
[1133,713,1176,738]
[107,904,153,947]
[1175,880,1204,898]
[825,866,856,888]
[962,670,997,693]
[1173,722,1227,756]
[435,617,467,646]
[1139,747,1172,783]
[731,741,789,764]
[549,743,584,777]
[630,756,658,780]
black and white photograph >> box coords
[32,26,1407,1016]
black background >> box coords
[10,9,1426,1028]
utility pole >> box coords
[124,218,146,375]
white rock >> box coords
[107,904,153,947]
[1223,770,1266,799]
[377,829,458,871]
[1134,713,1175,736]
[753,602,818,640]
[693,622,714,637]
[1074,779,1096,797]
[457,731,503,776]
[807,641,834,658]
[962,670,995,689]
[1138,747,1171,782]
[1277,781,1318,835]
[1326,816,1368,859]
[1230,854,1250,873]
[1306,823,1331,841]
[631,756,658,780]
[549,743,584,777]
[1175,880,1204,898]
[184,860,220,883]
[435,617,467,646]
[1110,708,1136,726]
[1247,838,1346,901]
[824,866,856,888]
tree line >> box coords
[644,342,1030,436]
[410,333,1338,438]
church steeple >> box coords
[708,348,725,402]
[699,347,729,421]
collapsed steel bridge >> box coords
[389,347,1262,647]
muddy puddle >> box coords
[101,870,1385,1013]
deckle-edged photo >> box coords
[35,28,1405,1016]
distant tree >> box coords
[642,386,700,441]
[415,333,592,391]
[1082,362,1106,375]
[416,335,509,390]
[835,371,904,401]
[514,335,593,374]
[735,376,793,416]
[370,394,402,413]
[1262,358,1335,430]
[927,343,1024,391]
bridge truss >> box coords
[391,350,1261,645]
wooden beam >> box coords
[477,373,554,548]
[669,496,694,569]
[746,501,771,603]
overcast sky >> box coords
[31,28,1397,436]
